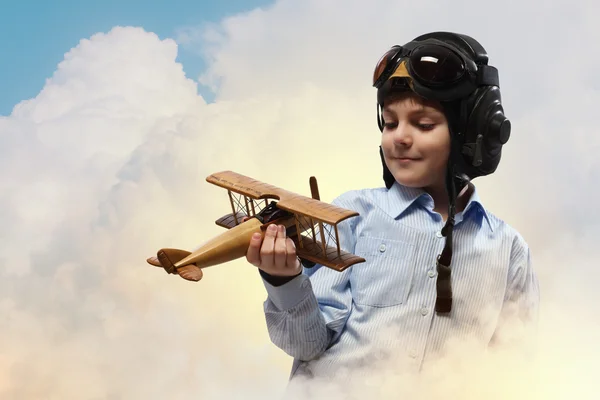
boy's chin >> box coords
[391,173,431,189]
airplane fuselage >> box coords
[174,215,298,269]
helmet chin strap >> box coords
[380,146,396,189]
[435,159,458,313]
[435,113,470,314]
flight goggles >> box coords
[372,40,499,102]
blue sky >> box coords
[0,0,273,116]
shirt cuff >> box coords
[261,272,313,311]
[259,269,300,286]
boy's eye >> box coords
[417,123,435,130]
[383,121,435,130]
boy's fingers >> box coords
[246,232,263,266]
[286,238,300,269]
[273,225,288,268]
[260,224,278,268]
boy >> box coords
[246,31,539,387]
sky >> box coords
[0,0,271,115]
[1,0,600,399]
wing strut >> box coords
[309,177,326,254]
[319,220,327,255]
[227,190,239,225]
[334,223,341,256]
[294,215,303,249]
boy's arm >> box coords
[489,236,540,351]
[261,264,352,361]
[259,195,356,361]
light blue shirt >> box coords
[260,182,539,386]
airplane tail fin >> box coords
[147,248,192,274]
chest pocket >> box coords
[350,235,416,307]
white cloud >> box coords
[1,0,599,398]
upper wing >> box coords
[206,170,283,200]
[206,170,358,225]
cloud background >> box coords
[1,0,599,398]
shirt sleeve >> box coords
[259,194,357,361]
[489,235,540,352]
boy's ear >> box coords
[377,104,384,132]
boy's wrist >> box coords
[259,256,315,286]
[259,269,301,286]
[260,271,313,311]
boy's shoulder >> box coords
[476,202,530,253]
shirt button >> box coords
[436,231,443,238]
[420,307,429,316]
[427,270,436,278]
[409,350,418,359]
[379,244,386,253]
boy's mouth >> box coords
[395,157,421,161]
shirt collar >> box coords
[463,187,494,231]
[383,182,427,219]
[383,182,494,231]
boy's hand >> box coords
[246,223,302,277]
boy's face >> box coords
[380,93,450,191]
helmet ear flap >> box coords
[378,104,394,189]
[460,86,511,178]
[380,146,396,189]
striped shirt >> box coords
[260,182,539,387]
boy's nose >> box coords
[392,123,413,146]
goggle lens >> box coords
[372,44,466,88]
[372,47,401,87]
[409,44,465,84]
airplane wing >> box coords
[295,234,364,272]
[215,211,248,229]
[206,170,358,225]
[206,170,365,272]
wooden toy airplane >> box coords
[146,170,365,281]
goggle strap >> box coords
[477,65,499,87]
